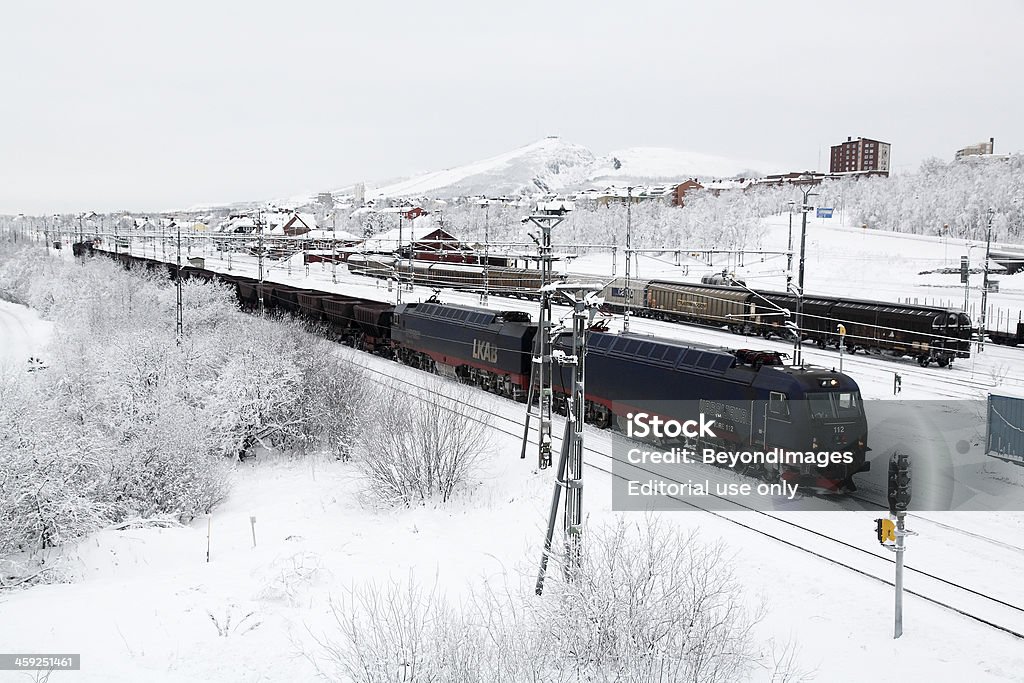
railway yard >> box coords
[2,230,1023,682]
[95,237,1024,624]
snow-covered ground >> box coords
[4,219,1024,682]
[0,299,52,371]
[565,212,1024,327]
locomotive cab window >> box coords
[769,391,789,417]
[807,391,862,420]
[835,391,861,417]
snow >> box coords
[2,344,1022,680]
[4,217,1024,681]
[592,146,773,182]
[0,299,52,371]
[349,137,781,201]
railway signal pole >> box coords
[257,211,266,314]
[536,282,603,595]
[876,451,914,639]
[979,208,995,353]
[396,215,403,306]
[624,187,634,333]
[174,220,183,343]
[786,201,796,295]
[481,203,490,306]
[520,211,566,470]
[794,186,818,367]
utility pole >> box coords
[536,282,603,595]
[794,184,818,367]
[174,221,183,343]
[481,203,490,306]
[786,201,795,295]
[520,211,566,470]
[623,187,634,333]
[396,215,403,306]
[257,211,265,314]
[979,208,994,352]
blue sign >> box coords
[816,207,834,218]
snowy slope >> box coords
[591,146,772,183]
[350,137,776,200]
[4,228,1024,681]
[364,137,595,199]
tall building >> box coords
[955,138,995,160]
[829,136,891,176]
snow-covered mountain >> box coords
[589,146,771,185]
[337,137,777,201]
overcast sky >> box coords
[2,0,1021,214]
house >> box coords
[672,179,703,207]
[361,222,463,258]
[270,212,318,237]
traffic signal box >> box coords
[875,518,896,545]
[887,453,912,515]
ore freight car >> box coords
[322,295,369,344]
[644,281,755,334]
[552,331,870,491]
[353,303,395,354]
[391,301,536,399]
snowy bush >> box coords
[0,250,371,566]
[0,372,109,554]
[255,551,328,606]
[533,517,762,682]
[355,380,491,506]
[296,348,369,461]
[305,517,774,682]
[306,575,456,681]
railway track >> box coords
[96,244,1024,638]
[111,243,1021,401]
[339,343,1024,640]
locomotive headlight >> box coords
[819,378,839,387]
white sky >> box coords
[1,0,1021,214]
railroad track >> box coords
[112,244,1018,400]
[339,344,1024,640]
[95,245,1024,637]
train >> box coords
[346,254,566,298]
[86,247,872,492]
[602,278,974,367]
[342,256,975,367]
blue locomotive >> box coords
[551,332,869,491]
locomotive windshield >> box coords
[806,391,862,420]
